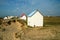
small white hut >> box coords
[28,10,43,27]
[20,10,43,27]
[20,13,26,20]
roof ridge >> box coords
[28,9,44,17]
[28,10,37,17]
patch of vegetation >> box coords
[7,21,11,25]
[0,37,3,40]
[44,16,60,26]
[11,17,18,20]
[45,22,60,25]
[15,30,25,40]
[17,19,27,25]
[2,28,6,32]
[12,20,16,22]
[0,23,2,25]
[0,17,3,19]
[0,19,3,25]
[0,26,1,29]
[28,26,33,28]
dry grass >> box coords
[44,16,60,26]
[19,25,60,40]
[0,16,60,40]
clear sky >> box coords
[0,0,60,17]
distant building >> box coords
[4,16,17,19]
[19,13,26,20]
[20,10,43,27]
[4,17,7,19]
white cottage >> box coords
[20,10,43,27]
[28,10,43,27]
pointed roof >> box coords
[20,13,26,17]
[28,9,43,17]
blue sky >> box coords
[0,0,60,17]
